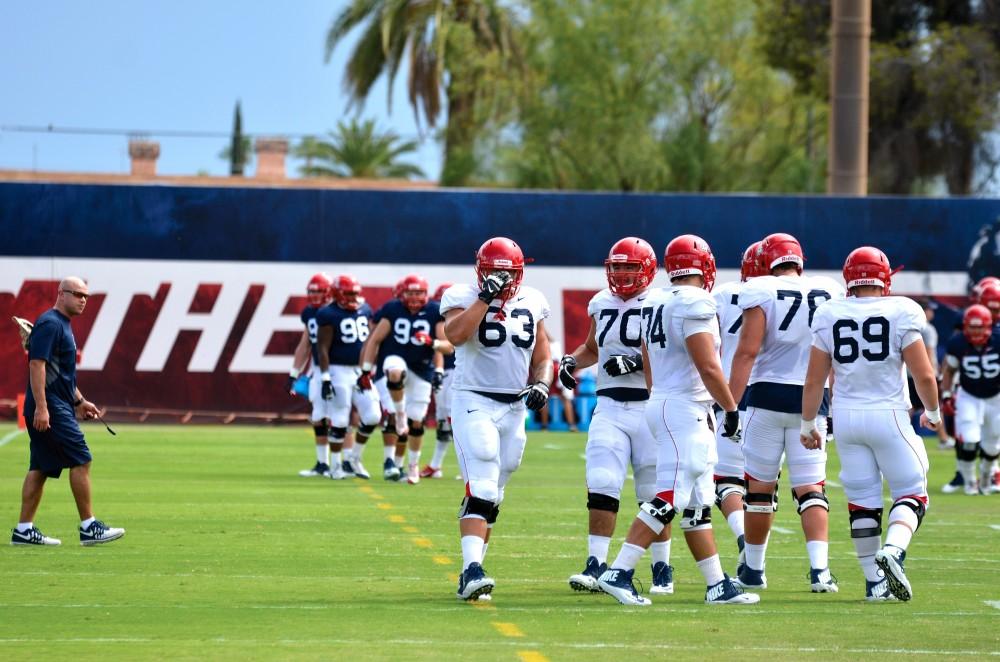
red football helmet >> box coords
[306,272,333,306]
[432,282,453,302]
[978,283,1000,322]
[843,246,893,295]
[972,276,1000,304]
[400,273,429,313]
[740,241,766,281]
[392,278,406,300]
[664,234,716,291]
[334,274,362,311]
[759,232,804,274]
[605,237,657,297]
[475,237,526,306]
[964,304,993,346]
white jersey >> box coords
[641,285,719,402]
[738,274,845,386]
[811,296,926,410]
[712,280,743,380]
[588,288,649,396]
[440,284,550,394]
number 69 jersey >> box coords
[944,328,1000,399]
[811,296,926,409]
[588,288,648,396]
[440,284,550,395]
[739,274,845,386]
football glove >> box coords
[321,375,334,400]
[432,368,445,391]
[721,410,742,442]
[478,271,513,304]
[521,381,549,411]
[414,331,434,347]
[12,316,33,350]
[356,364,374,391]
[941,391,955,417]
[286,370,298,394]
[558,355,578,390]
[603,353,642,377]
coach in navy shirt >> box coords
[11,277,125,547]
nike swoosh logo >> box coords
[466,409,478,413]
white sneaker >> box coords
[11,526,61,546]
[964,481,980,496]
[348,456,370,480]
[406,463,420,485]
[328,464,348,480]
[597,568,651,606]
[299,462,330,477]
[80,520,125,546]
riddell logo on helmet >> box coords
[491,259,513,268]
[608,254,629,262]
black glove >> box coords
[558,355,577,390]
[432,369,445,391]
[478,271,513,304]
[522,381,549,411]
[321,378,334,400]
[286,374,296,393]
[603,353,642,377]
[721,410,742,442]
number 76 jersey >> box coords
[811,296,926,409]
[440,284,550,395]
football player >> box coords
[728,232,844,592]
[597,235,758,606]
[802,246,938,601]
[288,272,334,477]
[421,283,456,479]
[940,304,1000,495]
[316,275,381,480]
[360,274,451,484]
[559,238,675,595]
[709,241,765,572]
[441,237,552,601]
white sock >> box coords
[650,540,671,565]
[16,522,32,532]
[885,506,919,551]
[958,459,976,484]
[330,451,342,466]
[484,524,493,560]
[394,455,405,467]
[353,444,365,460]
[727,510,745,539]
[588,535,611,564]
[696,554,726,586]
[383,445,395,461]
[81,517,95,529]
[393,400,405,414]
[315,445,328,465]
[746,540,768,571]
[611,542,645,571]
[806,540,829,570]
[408,449,421,465]
[461,534,485,570]
[431,441,449,469]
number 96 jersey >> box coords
[440,284,550,395]
[811,296,926,409]
[588,288,648,395]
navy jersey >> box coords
[317,303,374,366]
[300,305,321,365]
[945,331,1000,399]
[375,299,443,381]
[24,309,78,415]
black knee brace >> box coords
[745,486,778,514]
[979,446,1000,461]
[487,503,501,525]
[459,495,495,520]
[381,418,396,435]
[849,507,883,539]
[358,423,377,436]
[958,441,979,461]
[680,506,712,531]
[327,426,347,442]
[792,487,829,515]
[409,422,425,438]
[890,496,927,531]
[714,476,746,510]
[639,497,675,526]
[312,422,328,437]
[436,419,453,442]
[587,492,620,513]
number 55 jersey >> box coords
[440,284,550,395]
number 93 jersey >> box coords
[641,285,720,402]
[945,327,1000,399]
[811,296,926,409]
[440,284,550,395]
[739,274,844,385]
[373,299,444,382]
[588,288,648,395]
[316,302,373,366]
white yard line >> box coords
[0,429,24,448]
[985,601,1000,610]
[770,526,794,534]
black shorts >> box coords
[25,410,92,478]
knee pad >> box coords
[409,422,425,438]
[889,495,927,531]
[714,476,746,510]
[957,441,979,461]
[637,497,675,535]
[358,423,377,436]
[381,418,396,435]
[848,506,883,539]
[679,505,712,531]
[312,422,328,437]
[327,426,347,442]
[745,484,778,514]
[436,419,453,442]
[587,492,620,513]
[487,503,501,525]
[586,467,620,499]
[458,495,495,521]
[792,486,829,515]
[979,446,1000,461]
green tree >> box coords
[220,101,251,176]
[325,0,523,186]
[294,119,424,179]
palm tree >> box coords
[294,119,425,179]
[325,0,522,186]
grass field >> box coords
[1,423,998,660]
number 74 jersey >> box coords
[440,284,550,395]
[811,296,927,409]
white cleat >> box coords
[406,463,420,485]
[875,546,912,602]
[705,575,760,604]
[11,527,61,546]
[328,464,348,480]
[809,567,839,593]
[597,568,651,606]
[348,456,370,480]
[299,462,330,477]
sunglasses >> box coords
[62,289,90,300]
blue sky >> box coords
[0,1,442,179]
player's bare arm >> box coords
[432,321,454,355]
[800,346,833,449]
[317,324,333,373]
[903,338,941,430]
[443,301,489,345]
[28,358,49,431]
[728,306,765,404]
[687,332,737,412]
[572,318,600,369]
[641,340,652,391]
[530,320,554,384]
[360,318,390,369]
